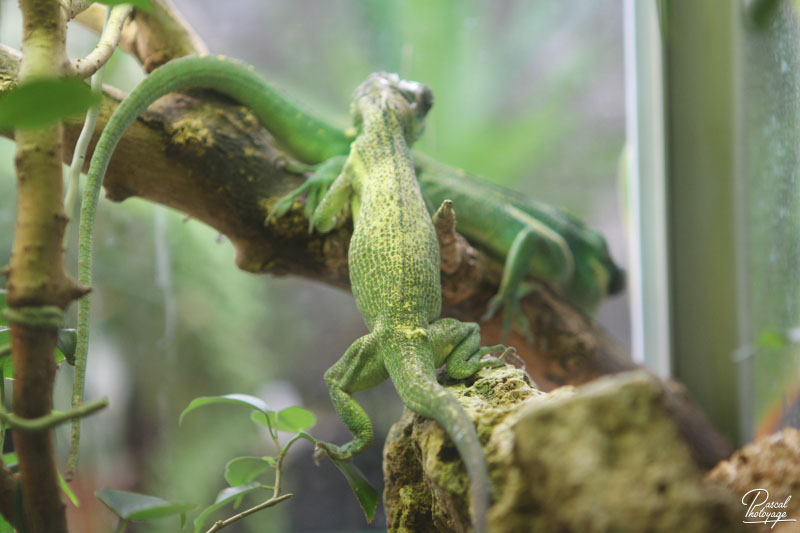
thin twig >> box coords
[69,4,133,78]
[0,397,108,432]
[204,493,293,533]
[274,433,310,498]
[64,6,112,221]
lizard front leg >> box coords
[267,155,347,228]
[317,332,388,461]
[428,318,513,379]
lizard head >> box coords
[351,72,434,145]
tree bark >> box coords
[4,1,86,531]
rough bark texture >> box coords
[383,369,745,533]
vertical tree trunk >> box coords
[6,1,86,531]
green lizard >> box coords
[305,71,510,533]
[74,56,505,529]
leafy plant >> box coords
[180,393,378,530]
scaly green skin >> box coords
[308,73,509,533]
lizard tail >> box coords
[384,346,490,533]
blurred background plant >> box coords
[0,0,627,531]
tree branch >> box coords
[69,5,133,78]
[74,0,207,71]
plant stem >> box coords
[0,397,107,432]
[113,518,128,533]
[274,433,309,498]
[204,493,293,533]
[64,6,113,223]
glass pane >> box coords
[738,1,800,440]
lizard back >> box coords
[346,84,440,331]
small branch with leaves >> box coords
[97,393,376,532]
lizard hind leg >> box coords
[316,332,387,462]
[429,318,511,380]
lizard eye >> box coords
[417,85,433,117]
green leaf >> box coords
[193,482,266,533]
[330,458,378,522]
[224,456,275,487]
[0,290,6,325]
[92,0,154,12]
[56,329,77,365]
[0,328,11,379]
[179,394,270,426]
[250,406,316,433]
[249,411,276,431]
[1,452,17,471]
[96,488,195,522]
[275,406,316,432]
[59,472,80,507]
[0,327,68,378]
[0,514,12,533]
[0,78,100,130]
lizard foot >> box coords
[475,344,517,370]
[266,155,346,231]
[313,441,356,464]
[480,282,539,343]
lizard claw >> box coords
[265,155,345,229]
[481,283,537,344]
[312,443,331,465]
